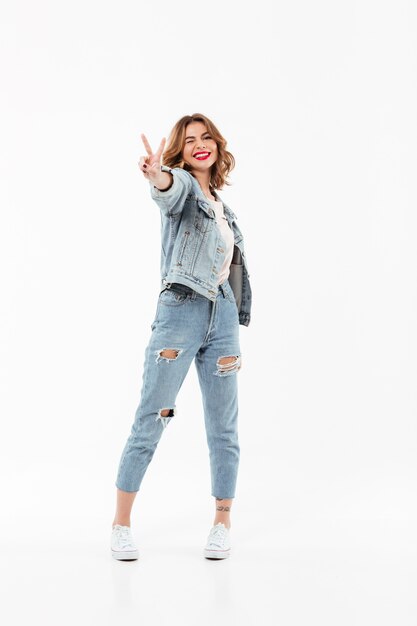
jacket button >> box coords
[217,247,224,253]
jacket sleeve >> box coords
[149,165,192,217]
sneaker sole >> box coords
[111,549,139,560]
[204,548,231,559]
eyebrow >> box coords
[185,132,211,140]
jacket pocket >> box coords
[194,213,214,233]
[177,230,190,266]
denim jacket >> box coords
[149,165,252,327]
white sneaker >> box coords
[111,524,139,560]
[204,522,231,559]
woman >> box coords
[111,113,252,561]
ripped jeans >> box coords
[115,277,241,499]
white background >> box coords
[1,0,416,624]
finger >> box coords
[138,156,152,177]
[138,156,148,170]
[145,162,161,180]
[155,137,166,160]
[138,155,150,166]
[140,133,153,157]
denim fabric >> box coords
[149,165,252,327]
[115,278,241,499]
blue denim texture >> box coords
[149,165,252,327]
[115,278,241,498]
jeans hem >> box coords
[212,494,235,499]
[115,482,140,493]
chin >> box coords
[191,162,212,170]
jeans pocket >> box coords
[159,287,189,306]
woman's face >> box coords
[182,121,218,172]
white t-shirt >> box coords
[207,199,235,286]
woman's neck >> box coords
[192,170,214,200]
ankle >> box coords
[214,520,230,529]
[112,520,131,528]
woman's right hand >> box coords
[138,134,166,183]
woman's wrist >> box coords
[153,171,174,191]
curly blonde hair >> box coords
[162,113,235,191]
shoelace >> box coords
[207,524,228,547]
[114,526,135,549]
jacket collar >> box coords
[190,176,238,223]
[211,189,237,222]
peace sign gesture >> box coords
[138,133,166,183]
